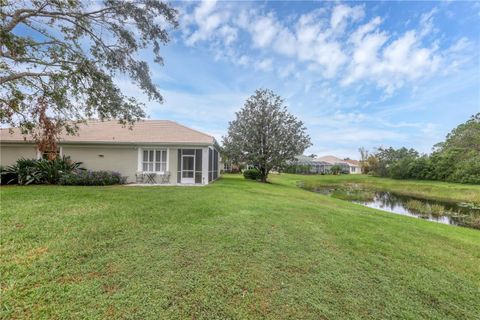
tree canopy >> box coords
[359,113,480,184]
[0,0,178,156]
[222,89,311,182]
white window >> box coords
[142,149,167,173]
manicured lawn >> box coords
[1,174,479,319]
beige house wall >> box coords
[0,144,38,166]
[62,145,138,182]
[0,143,218,184]
[168,147,178,184]
[349,166,360,174]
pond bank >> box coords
[303,183,480,229]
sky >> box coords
[18,0,480,159]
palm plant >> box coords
[2,156,83,185]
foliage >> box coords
[35,156,84,184]
[0,0,178,153]
[0,165,16,185]
[405,200,445,217]
[2,156,83,185]
[2,158,41,185]
[59,170,127,185]
[223,89,311,182]
[359,113,480,184]
[242,168,261,180]
[329,164,344,175]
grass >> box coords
[1,174,479,319]
[405,200,445,217]
[297,174,480,204]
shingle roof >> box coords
[0,120,215,145]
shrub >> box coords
[35,156,83,184]
[329,164,344,175]
[243,168,261,180]
[59,170,127,186]
[3,158,41,185]
[2,156,83,185]
[0,165,18,185]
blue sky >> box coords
[120,1,478,158]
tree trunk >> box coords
[259,167,269,183]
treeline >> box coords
[360,114,480,184]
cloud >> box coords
[330,4,365,33]
[179,1,470,96]
[182,0,235,46]
[254,58,273,71]
[343,17,442,95]
[250,13,280,48]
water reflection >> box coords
[311,186,480,230]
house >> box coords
[316,155,360,174]
[0,120,222,185]
[288,155,360,174]
[289,155,333,174]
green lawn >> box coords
[1,174,479,319]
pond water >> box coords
[308,185,480,230]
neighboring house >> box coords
[344,159,361,174]
[316,155,360,174]
[0,120,221,185]
[288,155,360,174]
[289,155,333,174]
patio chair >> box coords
[160,171,171,184]
[135,172,145,183]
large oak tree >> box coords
[0,0,177,157]
[223,89,311,182]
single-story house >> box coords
[0,120,222,185]
[288,155,333,174]
[316,155,360,174]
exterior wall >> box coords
[0,144,38,166]
[0,143,219,184]
[168,147,178,184]
[349,166,360,174]
[62,145,138,183]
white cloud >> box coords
[250,14,280,48]
[419,7,438,37]
[330,4,365,33]
[343,15,443,94]
[179,1,472,95]
[183,0,234,46]
[278,63,298,79]
[254,58,273,71]
[219,25,238,45]
[237,55,249,67]
[274,29,297,56]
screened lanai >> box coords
[287,155,333,174]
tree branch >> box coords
[0,71,54,85]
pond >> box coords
[306,184,480,230]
